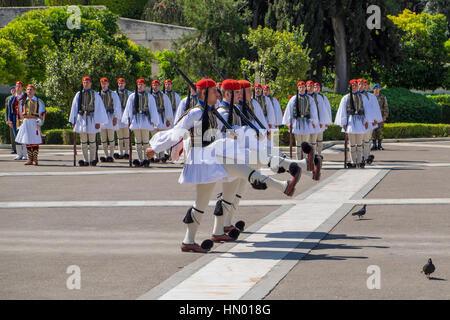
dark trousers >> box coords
[9,127,17,152]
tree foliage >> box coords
[384,9,449,90]
[174,0,252,80]
[0,39,26,85]
[241,26,311,99]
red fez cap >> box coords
[297,81,306,87]
[15,81,24,87]
[306,80,314,86]
[238,80,251,89]
[314,82,320,87]
[100,77,109,83]
[263,84,270,89]
[152,79,160,85]
[164,79,172,84]
[137,79,146,85]
[349,79,357,85]
[363,79,368,84]
[117,78,126,83]
[357,78,364,83]
[82,77,91,82]
[196,78,216,89]
[221,79,240,91]
[26,84,35,90]
[254,83,262,89]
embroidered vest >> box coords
[166,91,177,114]
[294,94,310,119]
[117,90,129,112]
[190,105,218,148]
[255,95,267,117]
[78,90,95,115]
[346,93,364,116]
[153,92,165,122]
[22,99,40,118]
[100,90,114,114]
[134,92,149,116]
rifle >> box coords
[203,67,261,136]
[74,85,83,166]
[166,58,233,130]
[289,120,293,158]
[128,115,132,167]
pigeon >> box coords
[422,258,435,279]
[352,205,367,219]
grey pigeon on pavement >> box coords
[352,205,367,219]
[422,258,435,279]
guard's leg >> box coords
[224,178,247,232]
[212,179,240,242]
[181,182,216,253]
[223,164,300,197]
[79,132,89,163]
[88,133,97,164]
[134,129,143,161]
[100,129,108,160]
[355,134,364,167]
[316,131,324,155]
[122,127,130,157]
[362,130,372,162]
[108,129,115,159]
[349,134,357,167]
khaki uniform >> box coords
[372,94,389,140]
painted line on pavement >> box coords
[138,169,387,300]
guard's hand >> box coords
[166,120,171,127]
[312,123,316,129]
[95,123,100,130]
[320,124,323,128]
[146,147,155,159]
[365,122,369,130]
[113,118,118,126]
[8,122,13,128]
[343,125,347,131]
[383,116,387,122]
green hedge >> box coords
[381,88,442,124]
[426,94,450,124]
[277,123,450,146]
[41,106,71,131]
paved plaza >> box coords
[0,139,449,300]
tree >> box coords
[424,0,450,31]
[384,9,449,90]
[265,0,403,93]
[241,26,311,99]
[39,36,138,114]
[173,0,252,80]
[142,0,187,26]
[0,39,26,85]
[0,18,56,83]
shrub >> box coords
[380,88,442,123]
[427,94,450,124]
[41,106,71,131]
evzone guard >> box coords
[146,78,317,253]
[216,79,322,236]
[358,79,383,165]
[150,79,174,163]
[283,81,319,166]
[9,81,27,161]
[15,84,46,165]
[334,79,373,168]
[69,77,108,166]
[121,78,160,167]
[312,82,333,156]
[98,77,121,163]
[114,78,132,159]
